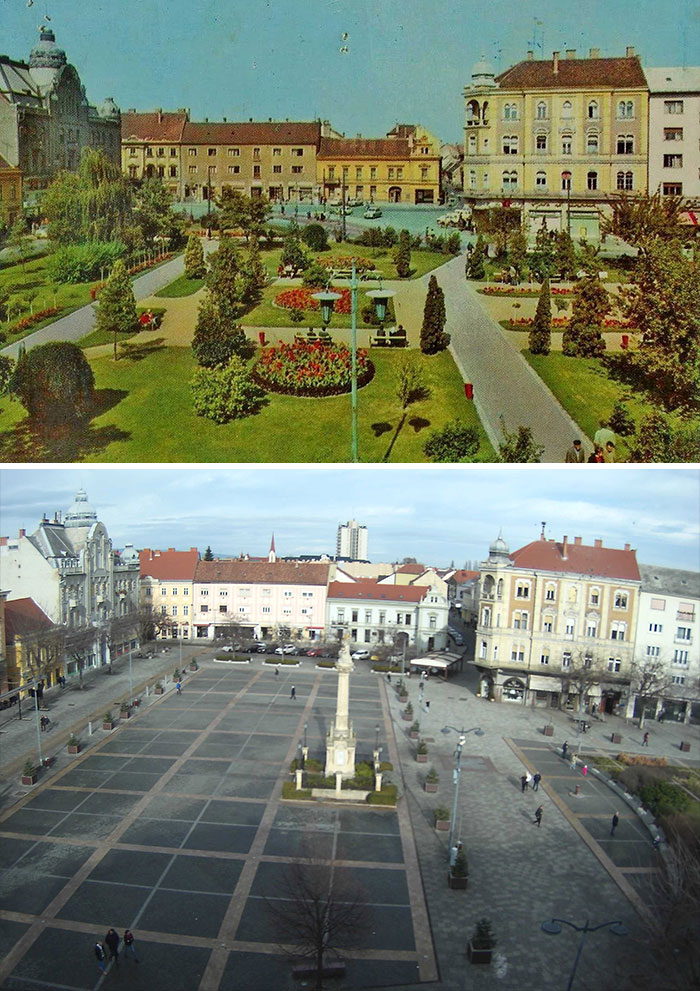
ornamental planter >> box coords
[402,710,413,721]
[68,744,81,755]
[416,753,428,763]
[543,724,554,737]
[154,686,164,695]
[611,733,622,744]
[681,742,691,752]
[21,772,38,785]
[467,941,493,965]
[435,818,450,831]
[21,761,38,785]
[102,720,114,731]
[399,694,408,704]
[120,709,131,720]
[425,781,439,793]
[447,871,468,890]
[410,729,420,740]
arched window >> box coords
[545,583,556,601]
[611,621,627,641]
[502,170,518,189]
[496,578,504,598]
[617,134,634,154]
[469,169,476,188]
[624,171,633,189]
[536,101,547,120]
[468,133,477,153]
[561,134,572,155]
[503,102,519,121]
[588,100,599,119]
[587,171,598,190]
[502,135,518,155]
[536,132,547,152]
[616,171,625,189]
[561,100,573,119]
[586,132,599,154]
[536,170,547,188]
[618,100,635,119]
[466,100,480,123]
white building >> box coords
[0,490,140,670]
[645,67,700,201]
[140,547,200,640]
[192,559,332,641]
[336,519,368,561]
[326,580,449,652]
[634,564,699,723]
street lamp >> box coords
[541,917,627,991]
[207,165,215,237]
[441,724,484,855]
[562,171,572,236]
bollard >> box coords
[574,783,580,795]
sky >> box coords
[2,0,698,144]
[0,467,698,571]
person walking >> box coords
[561,740,568,758]
[643,731,649,747]
[290,685,296,700]
[105,928,119,966]
[569,753,577,771]
[521,774,528,793]
[533,772,542,792]
[525,770,533,789]
[533,806,543,827]
[275,667,279,677]
[582,764,588,777]
[611,812,619,836]
[176,680,182,695]
[565,439,585,463]
[94,941,106,973]
[123,929,139,962]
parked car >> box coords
[220,645,234,652]
[306,647,324,657]
[253,642,268,652]
[351,649,370,661]
[275,643,298,655]
[363,206,382,219]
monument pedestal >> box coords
[325,643,357,780]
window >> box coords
[396,167,403,179]
[227,147,240,157]
[565,621,575,638]
[253,165,261,178]
[355,167,362,179]
[562,651,571,668]
[662,183,683,195]
[352,610,358,622]
[502,135,519,155]
[157,147,165,158]
[468,133,477,153]
[170,147,177,157]
[207,148,216,157]
[664,100,684,114]
[172,606,178,616]
[429,615,437,629]
[146,147,153,158]
[364,610,372,624]
[511,644,525,662]
[672,675,686,685]
[171,588,178,596]
[676,626,692,641]
[161,605,167,614]
[611,622,626,641]
[589,588,600,605]
[664,128,683,141]
[388,167,395,179]
[253,148,261,160]
[536,101,547,120]
[617,171,634,190]
[608,657,621,672]
[157,166,165,178]
[502,171,518,188]
[370,166,377,179]
[201,589,208,596]
[272,147,281,156]
[169,166,177,177]
[562,135,572,156]
[673,649,689,665]
[515,583,530,599]
[540,651,549,665]
[561,100,573,119]
[543,618,553,633]
[503,102,518,120]
[536,171,547,188]
[479,640,487,659]
[292,148,303,156]
[646,645,660,656]
[545,585,556,601]
[614,591,628,609]
[649,623,663,633]
[587,171,598,190]
[588,100,599,119]
[228,165,240,174]
[618,100,634,119]
[536,133,547,152]
[183,605,188,616]
[586,621,597,638]
[161,586,167,595]
[587,133,599,154]
[617,134,634,154]
[291,165,303,174]
[201,604,209,613]
[664,154,683,168]
[219,590,228,597]
[421,167,430,181]
[128,146,137,157]
[188,165,197,174]
[145,587,152,597]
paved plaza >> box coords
[1,657,696,990]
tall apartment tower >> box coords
[336,520,368,561]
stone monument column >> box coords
[325,641,357,779]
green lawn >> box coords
[243,283,396,330]
[257,240,451,281]
[0,255,101,344]
[155,275,204,297]
[0,346,494,463]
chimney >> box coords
[157,110,162,124]
[19,528,26,538]
[574,536,582,545]
[190,547,197,552]
[553,51,560,73]
[561,535,568,559]
[594,539,603,548]
[624,543,631,551]
[527,50,534,60]
[168,548,175,552]
[589,47,600,58]
[223,116,227,122]
[626,46,635,57]
[0,536,7,546]
[566,49,576,59]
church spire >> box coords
[268,533,276,563]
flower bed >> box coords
[6,306,61,335]
[90,254,174,300]
[507,316,636,330]
[481,285,573,296]
[275,285,352,315]
[316,255,376,273]
[253,340,374,397]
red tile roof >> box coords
[121,111,189,142]
[140,549,199,581]
[182,121,321,146]
[452,570,479,583]
[328,581,429,602]
[5,597,53,640]
[496,56,647,90]
[195,560,331,586]
[319,137,411,159]
[510,539,640,581]
[396,564,426,575]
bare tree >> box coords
[559,652,608,721]
[16,624,65,687]
[106,611,140,672]
[214,612,247,648]
[63,625,98,690]
[264,833,371,990]
[630,656,674,728]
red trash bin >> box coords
[621,334,629,349]
[464,383,474,400]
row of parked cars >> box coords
[218,642,338,658]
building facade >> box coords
[475,533,641,709]
[635,564,699,723]
[318,124,441,204]
[462,48,649,238]
[645,67,700,201]
[0,25,120,190]
[0,155,23,226]
[3,596,58,693]
[336,519,368,561]
[121,109,189,196]
[0,490,140,676]
[326,580,449,652]
[139,547,200,640]
[192,560,332,641]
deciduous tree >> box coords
[42,148,134,245]
[184,234,206,280]
[10,341,95,428]
[497,418,544,462]
[562,274,608,358]
[93,258,138,360]
[192,296,249,368]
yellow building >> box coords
[463,49,649,238]
[0,155,22,227]
[139,547,199,640]
[4,597,62,695]
[318,124,441,204]
[121,110,189,197]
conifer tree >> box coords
[529,278,551,355]
[94,259,138,360]
[530,222,555,281]
[554,229,577,280]
[466,235,486,280]
[184,234,206,280]
[242,235,268,307]
[420,275,450,354]
[394,228,412,278]
[562,274,608,358]
[192,296,249,367]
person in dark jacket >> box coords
[94,942,106,973]
[105,928,119,965]
[123,929,139,962]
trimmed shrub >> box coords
[639,780,691,817]
[47,241,126,284]
[300,223,329,252]
[191,356,267,423]
[424,420,480,462]
[368,785,397,805]
[11,341,95,427]
[184,233,206,279]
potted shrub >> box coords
[448,846,469,889]
[67,734,81,755]
[409,720,420,740]
[434,805,450,831]
[543,722,554,737]
[172,668,181,680]
[467,918,496,964]
[189,659,199,672]
[397,679,408,703]
[102,711,115,730]
[119,701,131,720]
[22,759,38,785]
[425,767,439,793]
[403,701,414,722]
[416,740,428,763]
[154,682,164,695]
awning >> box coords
[528,675,562,692]
[409,652,462,671]
[680,210,698,226]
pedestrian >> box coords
[588,445,605,463]
[582,764,588,777]
[533,772,542,792]
[562,740,568,758]
[569,754,577,771]
[643,731,649,747]
[105,928,119,965]
[525,770,533,788]
[94,941,106,973]
[275,667,279,677]
[290,685,296,699]
[611,812,619,836]
[521,774,528,793]
[652,836,661,850]
[604,441,617,463]
[386,672,391,683]
[176,680,182,695]
[565,439,585,463]
[534,806,543,827]
[123,929,139,962]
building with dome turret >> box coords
[0,24,121,190]
[0,490,140,683]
